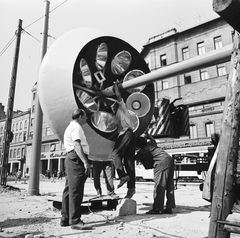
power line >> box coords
[0,34,17,57]
[0,0,68,57]
[50,0,68,13]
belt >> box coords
[67,150,74,154]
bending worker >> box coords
[135,131,176,214]
[108,81,136,199]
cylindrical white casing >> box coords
[38,28,115,159]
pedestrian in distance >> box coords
[135,131,176,214]
[15,169,22,183]
[61,108,92,230]
[92,159,118,199]
[108,81,136,199]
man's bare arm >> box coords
[73,140,90,174]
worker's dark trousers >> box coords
[109,129,136,189]
[61,151,87,225]
[92,160,115,195]
[152,166,176,212]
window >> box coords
[0,127,3,134]
[10,149,13,158]
[21,148,25,157]
[55,143,60,151]
[13,149,16,158]
[19,133,22,142]
[24,120,27,128]
[12,124,15,131]
[31,118,34,127]
[162,80,169,89]
[214,36,222,50]
[41,144,49,152]
[184,74,192,84]
[29,131,33,139]
[182,47,189,60]
[46,127,52,136]
[50,143,56,152]
[17,148,21,156]
[160,54,167,67]
[0,136,2,145]
[33,92,36,100]
[23,132,26,141]
[19,122,22,130]
[32,105,35,113]
[197,42,205,55]
[200,69,208,80]
[217,64,226,76]
[205,121,215,137]
[190,124,197,139]
[15,133,18,142]
[16,123,18,131]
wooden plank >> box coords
[46,195,121,204]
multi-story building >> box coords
[141,17,232,159]
[25,83,65,177]
[0,109,31,175]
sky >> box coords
[0,0,219,111]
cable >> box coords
[49,0,68,13]
[0,34,17,57]
[22,29,41,43]
[0,0,68,57]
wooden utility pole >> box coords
[208,31,240,238]
[0,19,22,186]
[207,1,240,237]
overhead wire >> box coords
[0,34,17,57]
[0,0,69,57]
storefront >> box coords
[40,150,66,176]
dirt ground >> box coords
[0,179,239,238]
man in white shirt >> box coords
[61,109,91,230]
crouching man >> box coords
[135,131,176,214]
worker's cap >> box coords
[72,108,85,119]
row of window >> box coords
[9,147,25,159]
[41,142,64,152]
[0,120,28,134]
[160,36,223,67]
[159,36,227,89]
[0,147,25,159]
[190,121,215,139]
[0,131,27,145]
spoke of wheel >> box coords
[73,83,102,96]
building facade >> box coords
[141,17,232,158]
[0,109,31,175]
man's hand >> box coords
[84,162,91,176]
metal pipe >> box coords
[101,44,232,96]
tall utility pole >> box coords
[207,1,240,237]
[0,19,22,186]
[28,0,50,195]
